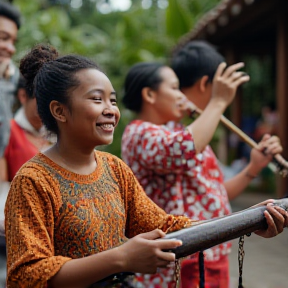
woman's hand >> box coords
[116,229,182,274]
[250,134,283,170]
[211,62,250,108]
[254,202,288,238]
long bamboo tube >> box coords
[165,198,288,259]
[190,105,288,177]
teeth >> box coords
[101,124,114,129]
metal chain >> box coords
[238,235,245,288]
[238,233,251,288]
[173,258,182,288]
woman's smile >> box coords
[96,121,116,133]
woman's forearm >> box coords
[186,99,226,153]
[48,247,124,288]
[224,163,262,200]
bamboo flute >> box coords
[190,105,288,177]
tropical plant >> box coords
[12,0,219,156]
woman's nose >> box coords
[179,90,186,99]
[102,107,114,116]
[6,42,16,56]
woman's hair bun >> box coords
[19,44,59,97]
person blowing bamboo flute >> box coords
[121,42,284,288]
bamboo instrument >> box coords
[164,198,288,259]
[190,105,288,177]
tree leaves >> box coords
[12,0,219,156]
[165,0,193,39]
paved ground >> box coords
[228,192,288,288]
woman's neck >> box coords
[137,110,166,126]
[44,142,97,175]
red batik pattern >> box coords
[122,120,232,288]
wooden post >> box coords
[224,47,242,130]
[223,46,243,161]
[276,0,288,197]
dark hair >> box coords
[122,62,165,113]
[20,43,100,134]
[0,2,21,29]
[171,40,225,89]
[17,74,31,98]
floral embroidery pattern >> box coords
[5,151,192,288]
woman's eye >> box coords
[111,99,118,105]
[0,33,10,42]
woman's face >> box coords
[63,68,120,148]
[25,97,42,130]
[152,66,186,123]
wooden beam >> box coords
[276,0,288,197]
[201,0,277,46]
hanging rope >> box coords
[199,250,205,288]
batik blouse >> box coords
[121,120,232,262]
[5,151,192,288]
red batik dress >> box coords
[121,120,232,288]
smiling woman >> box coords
[4,43,194,288]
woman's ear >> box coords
[142,87,156,104]
[199,75,209,93]
[49,100,67,123]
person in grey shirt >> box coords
[0,2,21,158]
[0,2,21,286]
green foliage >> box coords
[12,0,220,157]
[241,55,275,117]
[165,0,192,39]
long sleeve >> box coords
[122,121,196,175]
[5,172,71,288]
[110,157,196,238]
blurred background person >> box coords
[254,102,279,142]
[121,60,251,288]
[0,74,53,288]
[121,42,283,288]
[0,2,21,286]
[0,74,53,183]
[0,1,21,166]
[169,40,282,288]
